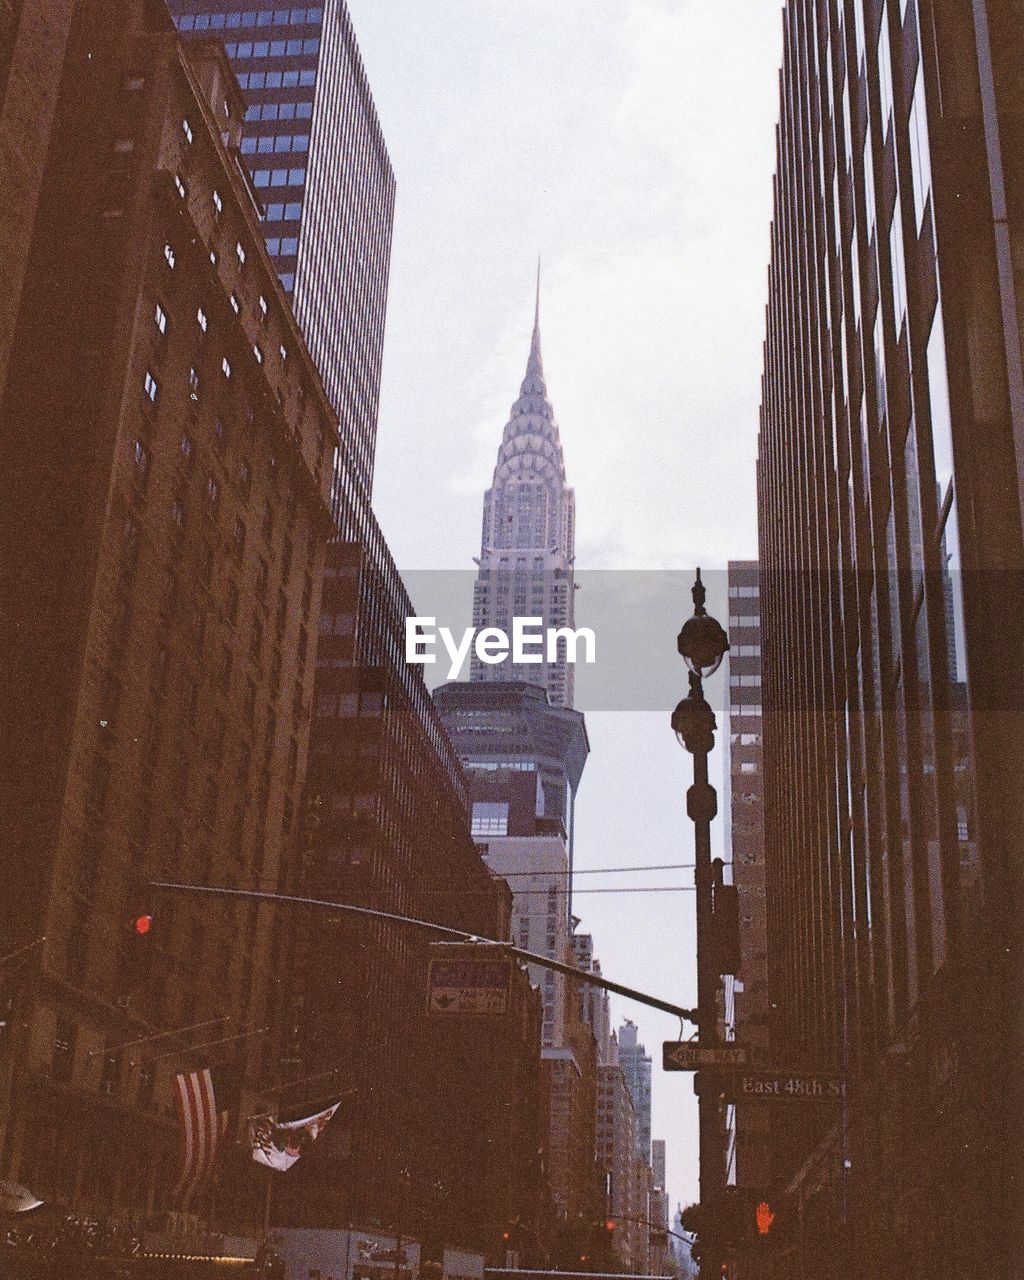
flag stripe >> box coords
[172,1067,225,1207]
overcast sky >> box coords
[345,0,785,1212]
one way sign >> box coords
[663,1041,748,1070]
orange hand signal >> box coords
[755,1201,775,1236]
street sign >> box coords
[427,954,512,1015]
[662,1041,748,1070]
[694,1069,847,1100]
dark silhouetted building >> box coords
[0,1,337,1240]
[758,2,1023,1276]
[291,537,548,1257]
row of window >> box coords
[240,133,310,156]
[730,674,762,687]
[175,8,322,32]
[244,100,313,122]
[252,167,306,189]
[224,37,319,58]
[728,585,759,598]
[264,200,303,222]
[265,236,299,257]
[236,69,315,89]
[161,240,290,358]
[729,614,761,627]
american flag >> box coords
[171,1066,231,1207]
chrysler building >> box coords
[470,278,577,707]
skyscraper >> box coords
[0,5,336,1237]
[167,0,395,495]
[470,279,578,708]
[615,1020,652,1163]
[758,2,1022,1274]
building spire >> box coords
[528,258,543,377]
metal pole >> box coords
[672,568,730,1277]
[688,680,724,1273]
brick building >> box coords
[0,0,337,1235]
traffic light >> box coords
[734,1189,793,1249]
[121,879,158,992]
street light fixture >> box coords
[672,567,729,1277]
[677,568,729,679]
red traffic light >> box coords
[133,914,154,936]
[755,1200,775,1236]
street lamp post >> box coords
[672,568,729,1274]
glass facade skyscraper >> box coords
[757,2,1022,1275]
[167,0,395,495]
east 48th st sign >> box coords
[691,1069,849,1101]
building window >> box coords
[213,188,223,216]
[908,65,932,231]
[143,370,158,403]
[471,801,509,836]
[889,208,907,333]
[230,293,240,314]
[259,294,268,322]
[188,366,200,398]
[154,302,168,335]
[197,306,208,333]
[163,243,176,269]
[222,357,232,379]
[253,345,263,365]
[133,438,150,482]
[279,343,287,362]
[236,241,246,265]
[173,173,187,201]
[181,117,193,145]
[52,1019,76,1083]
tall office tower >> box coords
[724,562,771,1195]
[472,781,572,1050]
[167,0,395,495]
[649,1139,670,1275]
[596,1050,640,1266]
[470,286,578,708]
[615,1020,652,1162]
[0,7,335,1240]
[572,932,611,1064]
[433,681,588,854]
[758,2,1023,1275]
